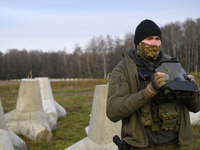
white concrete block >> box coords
[5,79,52,142]
[36,77,66,119]
[6,109,21,135]
[55,101,67,118]
[65,137,117,150]
[44,112,57,131]
[16,79,43,112]
[19,112,52,142]
[0,129,14,150]
[88,85,121,145]
[42,99,57,121]
[8,128,27,150]
[65,85,121,150]
[0,99,27,150]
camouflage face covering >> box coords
[136,42,161,60]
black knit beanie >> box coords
[134,19,162,47]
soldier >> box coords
[106,19,200,150]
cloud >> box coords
[0,0,200,53]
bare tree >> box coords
[87,37,99,78]
[96,35,107,79]
[183,19,196,72]
[124,32,135,49]
[1,17,200,79]
[85,47,92,77]
[106,35,116,74]
[73,44,83,78]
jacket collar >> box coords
[125,49,164,71]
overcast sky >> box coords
[1,0,200,54]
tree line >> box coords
[0,18,199,80]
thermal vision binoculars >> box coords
[154,60,198,99]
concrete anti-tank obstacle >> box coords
[65,85,121,150]
[84,74,112,136]
[35,77,67,120]
[5,79,52,143]
[0,99,27,150]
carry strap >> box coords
[124,49,140,93]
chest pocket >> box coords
[140,101,154,126]
[151,100,180,132]
[138,69,154,126]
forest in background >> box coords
[0,18,199,80]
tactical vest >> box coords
[150,95,181,132]
[139,69,181,132]
[139,58,198,132]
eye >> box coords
[156,37,161,40]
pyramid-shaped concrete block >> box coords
[5,79,52,143]
[65,85,121,150]
[35,77,67,119]
[0,99,27,150]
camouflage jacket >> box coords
[106,49,200,147]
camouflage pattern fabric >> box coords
[136,42,161,60]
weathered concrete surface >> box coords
[65,85,121,150]
[8,128,27,150]
[44,111,57,131]
[36,77,66,120]
[0,129,14,150]
[0,99,27,150]
[5,79,52,142]
[55,101,67,118]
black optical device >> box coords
[154,60,198,99]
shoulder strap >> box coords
[123,49,140,93]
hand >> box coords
[145,72,169,98]
[187,75,196,83]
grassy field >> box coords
[0,79,107,150]
[0,75,200,150]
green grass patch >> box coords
[1,75,200,149]
[0,81,20,94]
[0,79,106,150]
[50,79,104,93]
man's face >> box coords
[141,36,161,46]
[136,35,162,60]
